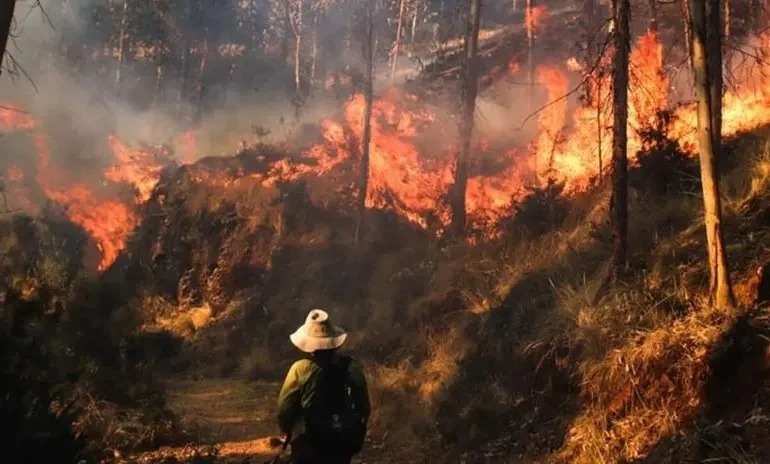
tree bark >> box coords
[526,0,535,114]
[611,0,630,273]
[115,0,129,89]
[648,0,658,32]
[355,0,375,245]
[310,11,318,89]
[689,0,736,309]
[291,0,303,98]
[195,34,209,122]
[409,1,419,54]
[723,0,730,38]
[450,0,482,236]
[153,62,164,107]
[282,0,291,64]
[682,0,693,71]
[706,0,721,147]
[0,0,17,74]
[390,0,408,83]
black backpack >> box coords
[302,356,367,455]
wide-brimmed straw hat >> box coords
[289,309,347,353]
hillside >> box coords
[87,122,770,463]
[5,0,770,463]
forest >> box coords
[4,0,770,462]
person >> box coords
[277,309,370,464]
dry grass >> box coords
[557,308,729,463]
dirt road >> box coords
[129,378,391,463]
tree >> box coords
[449,0,481,235]
[0,0,17,74]
[289,0,304,99]
[525,0,536,114]
[115,0,130,88]
[390,0,408,83]
[706,0,721,149]
[647,0,658,32]
[355,0,375,245]
[689,0,736,309]
[610,0,630,273]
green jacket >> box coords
[277,355,371,439]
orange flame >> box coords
[105,136,165,203]
[177,129,199,164]
[525,5,548,32]
[0,105,36,131]
[533,65,569,181]
[6,165,24,182]
[34,132,140,271]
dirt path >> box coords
[131,378,284,463]
[130,378,390,463]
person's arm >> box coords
[277,360,311,434]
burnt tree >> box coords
[0,0,17,73]
[355,0,375,245]
[450,0,482,235]
[390,0,407,83]
[689,0,736,309]
[648,0,658,32]
[611,0,630,272]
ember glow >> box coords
[525,5,548,32]
[6,165,24,182]
[0,105,37,131]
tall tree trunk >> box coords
[0,0,17,73]
[723,0,730,38]
[291,0,303,98]
[282,0,291,64]
[450,0,482,236]
[115,0,129,89]
[525,0,535,114]
[611,0,630,273]
[706,0,721,149]
[195,34,209,123]
[689,0,736,309]
[178,44,189,113]
[390,0,408,83]
[409,2,419,54]
[682,0,693,71]
[648,0,658,32]
[310,11,318,89]
[153,62,164,107]
[355,0,375,245]
[583,0,600,181]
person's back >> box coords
[277,310,370,464]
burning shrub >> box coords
[498,178,569,238]
[631,110,697,197]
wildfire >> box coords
[525,5,548,32]
[6,165,24,182]
[7,26,770,265]
[106,136,165,203]
[343,89,452,227]
[628,30,668,146]
[0,105,37,131]
[533,65,569,181]
[177,130,200,164]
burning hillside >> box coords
[6,24,770,270]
